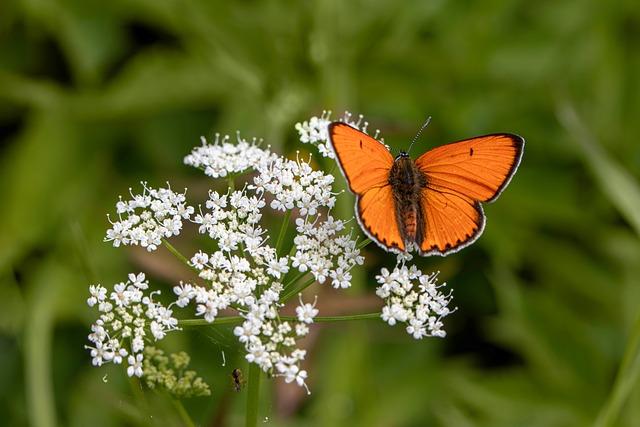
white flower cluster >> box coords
[292,215,364,287]
[105,183,194,251]
[179,137,365,390]
[236,293,318,393]
[85,273,179,377]
[251,154,336,215]
[175,266,316,392]
[194,188,269,254]
[175,235,286,322]
[376,257,454,339]
[92,112,454,393]
[178,186,311,389]
[251,154,364,286]
[174,186,282,317]
[295,110,382,158]
[184,133,277,178]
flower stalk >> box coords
[162,239,193,270]
[245,362,262,427]
[179,313,381,327]
[173,399,195,427]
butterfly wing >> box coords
[328,123,405,252]
[415,133,524,255]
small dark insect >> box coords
[231,368,245,392]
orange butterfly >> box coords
[328,120,524,256]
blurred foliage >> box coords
[1,0,640,426]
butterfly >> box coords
[327,120,524,256]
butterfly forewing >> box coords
[415,134,524,202]
[328,123,405,252]
[328,123,393,193]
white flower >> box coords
[127,354,144,377]
[295,110,384,159]
[234,321,261,344]
[295,112,331,151]
[132,335,144,353]
[296,295,319,324]
[87,285,107,307]
[184,133,277,178]
[406,318,427,339]
[128,273,148,289]
[330,268,352,289]
[295,323,309,336]
[196,299,219,323]
[250,154,336,215]
[267,257,289,279]
[277,362,308,386]
[111,283,129,307]
[88,341,112,366]
[275,361,310,393]
[176,123,372,389]
[86,273,179,377]
[376,256,454,339]
[150,321,166,340]
[173,282,195,308]
[190,251,209,270]
[291,214,364,286]
[105,183,193,252]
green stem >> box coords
[227,176,235,192]
[275,210,292,256]
[287,240,298,257]
[593,312,640,427]
[280,276,317,303]
[162,239,193,270]
[180,316,243,327]
[329,162,338,175]
[172,399,195,427]
[357,238,372,250]
[245,362,261,427]
[283,271,308,290]
[298,313,380,322]
[179,313,380,327]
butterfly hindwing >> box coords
[358,185,405,252]
[415,133,524,255]
[328,123,404,252]
[419,189,484,255]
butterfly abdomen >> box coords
[389,155,427,248]
[402,207,418,238]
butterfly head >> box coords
[395,151,410,161]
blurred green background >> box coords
[2,0,640,426]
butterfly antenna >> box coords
[407,116,432,154]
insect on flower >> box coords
[327,117,524,256]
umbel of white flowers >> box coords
[88,111,454,393]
